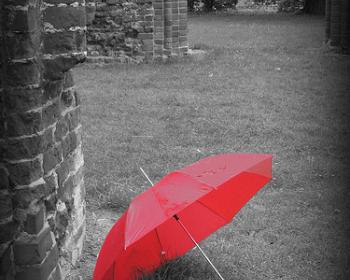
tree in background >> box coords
[325,0,350,52]
[303,0,326,14]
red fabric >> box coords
[93,154,272,280]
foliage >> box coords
[277,0,304,12]
[189,0,238,12]
[188,0,306,13]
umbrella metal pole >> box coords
[140,167,154,186]
[174,215,226,280]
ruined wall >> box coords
[0,0,86,279]
[86,0,188,62]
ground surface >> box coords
[69,13,350,280]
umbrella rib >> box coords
[154,227,164,254]
[196,200,228,223]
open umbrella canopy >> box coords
[93,153,272,280]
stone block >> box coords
[5,61,41,87]
[74,91,81,106]
[0,244,14,279]
[63,71,74,89]
[14,226,53,265]
[3,0,35,5]
[0,192,12,220]
[42,100,61,127]
[48,265,62,280]
[61,89,74,108]
[62,131,80,158]
[43,80,64,103]
[0,219,17,243]
[4,31,41,60]
[24,205,45,234]
[43,30,86,55]
[138,33,153,40]
[15,244,58,280]
[44,7,86,30]
[67,107,80,131]
[44,194,57,213]
[14,180,52,208]
[44,174,58,194]
[1,133,50,161]
[43,144,63,174]
[6,157,43,186]
[0,166,9,190]
[86,5,96,25]
[3,88,43,113]
[6,111,42,137]
[45,0,84,4]
[142,39,153,51]
[55,116,69,141]
[56,160,70,188]
[43,55,85,81]
[58,175,74,205]
[4,5,40,32]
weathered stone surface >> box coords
[0,166,9,190]
[3,88,43,113]
[1,129,53,161]
[24,205,45,234]
[63,71,74,89]
[4,5,40,32]
[61,89,74,107]
[62,130,80,158]
[5,61,41,87]
[43,80,63,102]
[15,244,58,280]
[43,144,63,173]
[6,157,43,186]
[0,244,14,279]
[13,180,52,208]
[43,31,86,55]
[55,117,69,141]
[0,220,17,243]
[42,100,61,127]
[44,0,85,5]
[1,0,88,278]
[43,55,85,80]
[14,226,53,265]
[56,160,70,188]
[4,31,41,60]
[44,194,57,213]
[6,111,42,137]
[44,7,86,30]
[86,0,154,61]
[0,192,12,220]
[67,107,80,131]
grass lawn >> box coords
[71,13,350,280]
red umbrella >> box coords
[93,153,272,280]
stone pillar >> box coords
[0,1,86,279]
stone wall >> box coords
[86,0,188,62]
[0,1,86,279]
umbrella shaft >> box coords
[174,215,225,280]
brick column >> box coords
[179,0,188,55]
[0,1,86,279]
[153,0,165,59]
[158,0,188,59]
